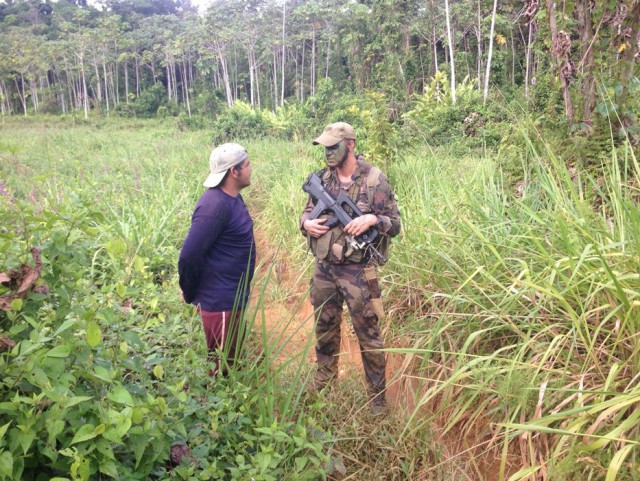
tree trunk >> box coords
[92,52,102,110]
[325,38,330,78]
[102,58,110,112]
[182,60,191,116]
[124,59,129,103]
[576,0,595,126]
[15,75,27,115]
[546,0,574,125]
[29,79,38,113]
[280,0,286,107]
[217,47,233,107]
[510,30,516,85]
[444,0,456,104]
[272,50,278,107]
[135,56,140,97]
[301,40,305,102]
[525,22,533,100]
[483,0,498,102]
[166,56,172,102]
[432,0,439,75]
[311,24,316,95]
[80,55,89,118]
[248,46,256,107]
[0,81,11,115]
[476,0,482,89]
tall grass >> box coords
[2,116,639,480]
[258,127,640,479]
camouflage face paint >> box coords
[324,140,348,168]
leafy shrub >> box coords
[304,78,365,130]
[156,103,179,118]
[0,190,329,480]
[403,72,481,145]
[125,83,169,119]
[189,86,226,118]
[347,91,399,171]
[210,101,273,144]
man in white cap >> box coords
[179,142,255,376]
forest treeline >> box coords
[0,0,639,148]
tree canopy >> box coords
[0,0,637,145]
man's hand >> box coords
[179,289,185,303]
[303,218,330,238]
[344,214,377,237]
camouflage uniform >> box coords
[301,159,401,404]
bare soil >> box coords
[253,231,515,480]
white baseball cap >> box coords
[203,143,248,188]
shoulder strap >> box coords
[366,166,382,207]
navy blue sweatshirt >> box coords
[178,188,256,312]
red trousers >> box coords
[199,309,244,375]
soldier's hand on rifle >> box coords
[303,218,330,238]
[344,214,378,237]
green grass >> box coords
[1,115,639,480]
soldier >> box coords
[301,122,401,415]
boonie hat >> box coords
[313,122,356,147]
[203,143,248,188]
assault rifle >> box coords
[302,172,378,250]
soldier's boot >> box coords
[369,391,387,416]
[311,362,338,393]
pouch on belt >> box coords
[364,266,384,319]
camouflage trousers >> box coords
[310,260,385,397]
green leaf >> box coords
[131,435,148,468]
[106,239,127,258]
[295,456,308,472]
[53,318,76,337]
[99,459,119,478]
[95,439,115,460]
[0,422,11,441]
[70,424,104,445]
[71,454,90,481]
[10,298,22,311]
[108,387,134,407]
[0,451,13,479]
[153,364,164,380]
[64,396,93,408]
[66,228,83,246]
[103,418,131,443]
[19,428,35,454]
[86,322,101,347]
[256,452,272,472]
[606,444,634,481]
[93,366,113,383]
[507,465,542,481]
[47,419,65,445]
[46,344,71,358]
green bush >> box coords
[125,84,169,119]
[210,101,273,144]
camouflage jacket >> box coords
[300,159,401,264]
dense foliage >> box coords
[0,0,638,152]
[0,122,330,480]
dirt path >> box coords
[252,249,420,413]
[252,231,511,480]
